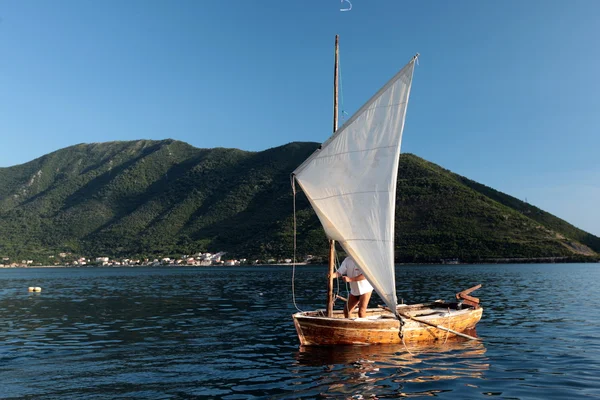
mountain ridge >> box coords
[0,139,597,263]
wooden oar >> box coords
[378,305,480,341]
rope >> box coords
[443,307,451,344]
[332,251,357,318]
[333,251,343,299]
[289,176,344,314]
[290,175,303,312]
[402,334,414,356]
[398,316,414,356]
[334,251,353,315]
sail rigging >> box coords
[293,55,417,313]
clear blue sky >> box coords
[0,0,598,236]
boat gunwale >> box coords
[293,303,482,324]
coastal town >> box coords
[0,252,314,268]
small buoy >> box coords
[34,287,42,292]
[28,287,34,292]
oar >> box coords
[378,305,480,341]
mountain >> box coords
[0,139,598,263]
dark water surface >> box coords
[0,264,599,399]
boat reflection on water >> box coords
[294,334,489,398]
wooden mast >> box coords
[326,34,339,318]
[333,34,339,134]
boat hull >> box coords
[292,302,483,346]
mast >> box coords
[333,34,339,134]
[326,34,339,318]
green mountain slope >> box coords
[0,139,597,263]
[394,156,598,262]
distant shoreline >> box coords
[2,259,598,269]
[0,262,310,268]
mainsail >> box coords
[293,56,417,313]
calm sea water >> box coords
[0,264,599,399]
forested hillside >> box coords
[0,139,597,263]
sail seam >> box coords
[293,57,416,176]
[309,190,391,201]
[306,144,399,164]
[361,101,408,111]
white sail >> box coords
[293,56,417,313]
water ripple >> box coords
[0,265,599,398]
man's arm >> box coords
[330,271,343,279]
[343,273,366,283]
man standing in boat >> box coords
[334,256,373,318]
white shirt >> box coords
[337,257,374,296]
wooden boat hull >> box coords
[292,301,482,346]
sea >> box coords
[0,263,599,399]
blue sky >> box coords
[0,0,598,236]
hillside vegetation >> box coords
[0,139,597,263]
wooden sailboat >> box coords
[291,36,483,346]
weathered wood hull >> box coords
[292,301,483,346]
